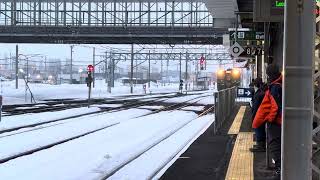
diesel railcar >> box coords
[216,68,241,91]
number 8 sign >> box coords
[244,47,263,56]
[245,47,252,55]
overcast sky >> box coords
[0,43,239,73]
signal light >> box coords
[200,56,205,65]
[87,65,94,72]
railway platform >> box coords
[161,103,275,180]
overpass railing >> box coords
[0,1,213,27]
[214,87,237,134]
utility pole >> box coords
[59,59,62,84]
[130,44,134,94]
[166,59,170,83]
[93,47,95,88]
[107,55,112,93]
[112,57,115,88]
[135,53,138,85]
[44,56,47,81]
[26,58,29,83]
[25,58,29,102]
[160,55,163,86]
[15,45,18,89]
[185,52,188,92]
[196,58,199,90]
[70,45,74,84]
[148,50,151,88]
[179,52,182,82]
[105,52,108,83]
[205,50,207,70]
[10,53,12,72]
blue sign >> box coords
[237,88,253,98]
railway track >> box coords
[0,94,214,166]
[2,91,207,116]
[135,94,212,118]
[0,94,184,135]
[99,96,214,179]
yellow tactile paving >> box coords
[228,106,246,135]
[225,132,254,180]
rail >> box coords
[214,87,237,134]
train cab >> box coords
[216,68,241,91]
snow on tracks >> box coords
[0,111,197,180]
[0,109,151,164]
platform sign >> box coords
[243,46,263,57]
[254,0,284,22]
[229,42,244,58]
[237,88,253,98]
[271,0,284,9]
[229,31,264,41]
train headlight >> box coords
[36,75,41,79]
[231,69,240,78]
[217,69,225,77]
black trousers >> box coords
[267,122,281,168]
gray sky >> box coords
[0,43,236,72]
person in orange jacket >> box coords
[253,64,282,179]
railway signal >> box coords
[87,64,94,72]
[179,80,183,93]
[86,65,94,108]
[200,56,205,70]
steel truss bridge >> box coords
[110,52,231,63]
[0,0,226,44]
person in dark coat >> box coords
[249,79,255,107]
[250,77,267,152]
[254,64,282,179]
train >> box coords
[216,68,241,91]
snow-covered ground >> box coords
[0,88,215,180]
[0,79,215,105]
[0,107,100,131]
[138,105,164,110]
[0,109,151,161]
[164,93,211,104]
[0,110,205,179]
[91,104,123,108]
[181,106,205,111]
[110,115,214,180]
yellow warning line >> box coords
[228,106,246,135]
[225,132,254,180]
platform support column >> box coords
[282,0,314,179]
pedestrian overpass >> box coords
[0,0,238,44]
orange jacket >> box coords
[252,76,282,128]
